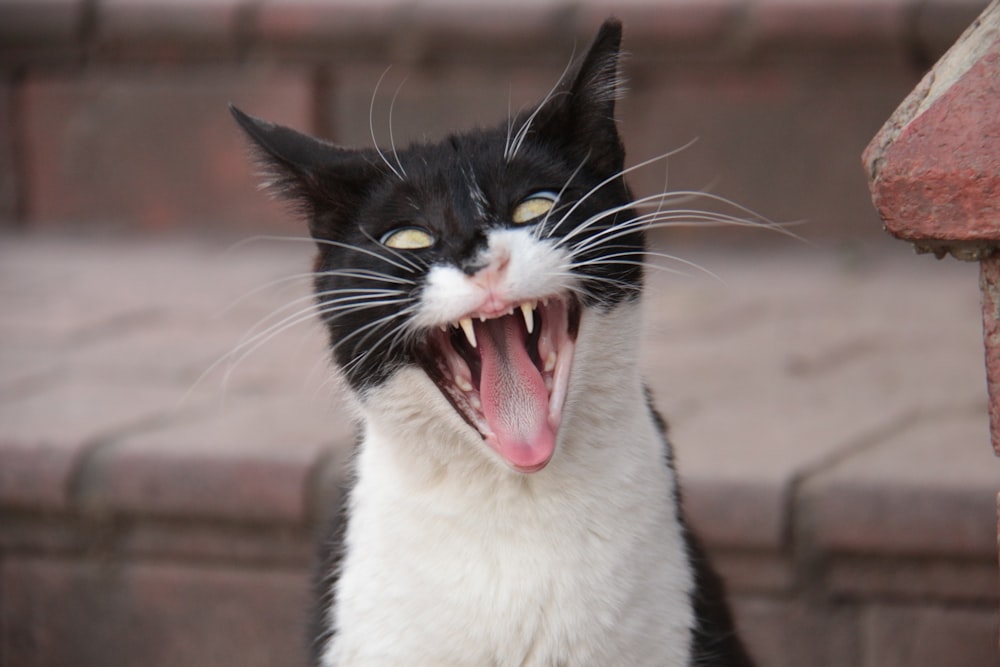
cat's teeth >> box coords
[520,303,535,334]
[470,394,482,411]
[545,351,557,372]
[459,318,477,348]
[455,375,473,392]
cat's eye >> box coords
[511,192,558,225]
[381,227,435,250]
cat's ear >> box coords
[230,105,379,240]
[532,18,627,175]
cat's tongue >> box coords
[476,316,556,473]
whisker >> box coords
[506,49,577,161]
[551,141,700,245]
[370,67,405,181]
[220,269,415,317]
[388,75,409,179]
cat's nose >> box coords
[464,247,510,281]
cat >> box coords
[231,18,755,667]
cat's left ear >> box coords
[534,18,627,175]
[230,105,381,241]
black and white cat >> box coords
[232,18,754,667]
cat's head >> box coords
[232,19,643,474]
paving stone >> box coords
[730,596,862,667]
[799,411,996,559]
[1,556,310,667]
[0,379,187,511]
[646,248,986,551]
[21,67,312,232]
[861,602,998,667]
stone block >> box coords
[1,556,310,667]
[980,255,1000,454]
[864,2,1000,250]
[21,67,312,232]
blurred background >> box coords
[1,1,997,666]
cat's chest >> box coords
[322,412,696,667]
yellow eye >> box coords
[511,193,557,225]
[380,227,435,250]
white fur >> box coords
[320,229,695,666]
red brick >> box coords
[96,0,244,59]
[861,603,998,667]
[0,0,83,44]
[621,61,919,244]
[578,0,737,51]
[21,67,312,232]
[327,64,561,149]
[864,6,1000,244]
[0,81,17,225]
[749,0,910,47]
[1,556,310,667]
[80,395,352,522]
[827,556,999,603]
[980,256,1000,455]
[252,0,400,59]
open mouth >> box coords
[418,296,581,473]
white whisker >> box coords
[370,67,405,181]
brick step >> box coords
[0,236,994,666]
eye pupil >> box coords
[381,227,434,250]
[512,192,558,225]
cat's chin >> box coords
[416,295,581,473]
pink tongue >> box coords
[476,316,556,472]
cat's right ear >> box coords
[230,105,378,240]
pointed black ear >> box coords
[529,18,627,175]
[229,105,380,239]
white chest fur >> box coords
[320,303,696,667]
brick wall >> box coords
[0,0,987,240]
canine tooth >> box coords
[456,375,473,392]
[545,351,557,372]
[459,318,477,348]
[520,303,535,334]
